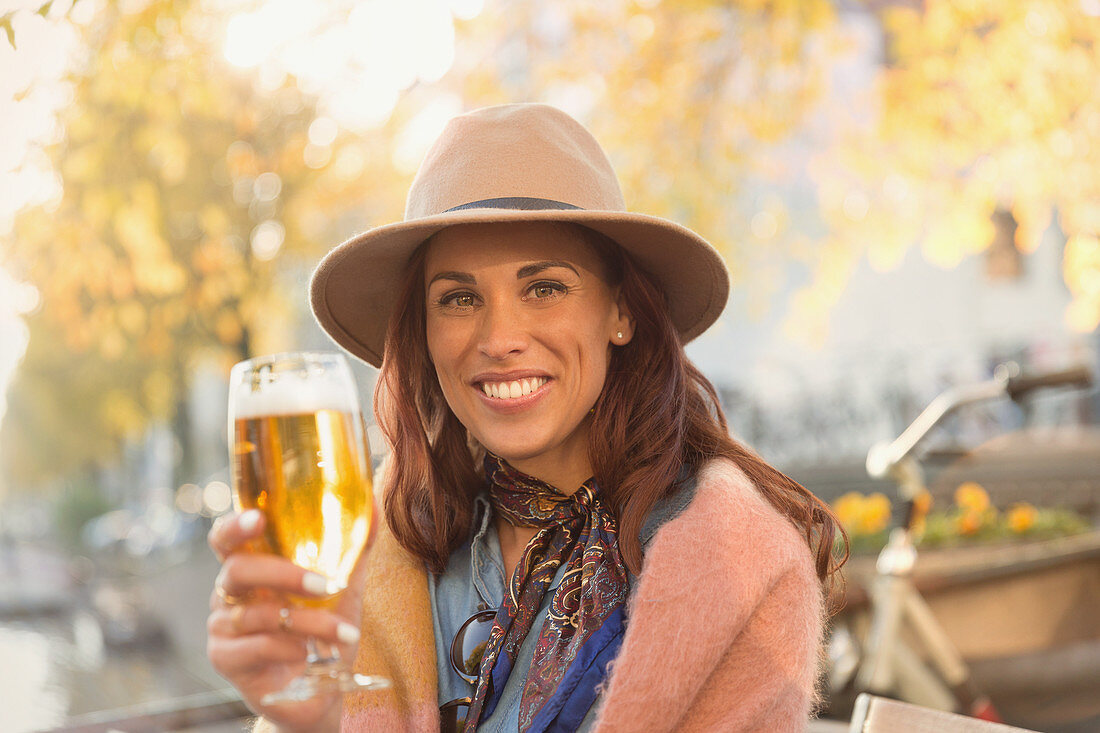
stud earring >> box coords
[616,331,624,340]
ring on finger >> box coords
[216,584,248,607]
[278,607,293,633]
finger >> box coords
[209,583,252,611]
[208,603,361,647]
[208,633,309,677]
[208,509,265,561]
[207,603,247,634]
[209,584,247,612]
[216,553,340,601]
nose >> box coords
[477,300,528,361]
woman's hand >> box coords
[206,509,371,733]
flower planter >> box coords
[831,530,1100,729]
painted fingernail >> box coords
[302,572,333,596]
[239,509,262,532]
[337,622,361,645]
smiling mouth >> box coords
[479,377,549,400]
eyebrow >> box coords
[515,260,579,278]
[427,260,579,287]
[427,270,476,287]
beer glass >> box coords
[228,351,388,704]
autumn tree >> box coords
[800,1,1100,343]
[10,0,978,493]
[3,0,1091,503]
[0,0,405,489]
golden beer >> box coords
[227,352,389,702]
[232,408,372,598]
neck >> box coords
[503,455,590,496]
[495,420,593,495]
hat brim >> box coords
[310,207,730,368]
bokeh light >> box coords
[174,483,204,514]
[221,0,476,130]
[202,481,233,516]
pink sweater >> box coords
[335,458,824,732]
[590,459,824,732]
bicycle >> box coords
[827,361,1094,721]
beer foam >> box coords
[233,372,356,419]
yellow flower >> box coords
[954,481,990,513]
[832,492,894,537]
[833,492,865,534]
[1007,503,1038,534]
[860,493,893,534]
[956,511,983,536]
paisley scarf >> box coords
[465,453,629,733]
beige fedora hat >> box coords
[311,103,730,367]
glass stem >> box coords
[306,637,325,665]
[306,636,343,672]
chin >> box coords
[475,436,548,463]
[473,422,564,458]
[472,420,588,469]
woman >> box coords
[208,103,846,732]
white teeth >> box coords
[481,378,547,400]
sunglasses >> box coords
[440,607,497,733]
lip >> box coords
[470,370,552,384]
[472,372,552,414]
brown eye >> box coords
[528,281,565,300]
[440,291,477,309]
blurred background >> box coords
[1,0,1099,731]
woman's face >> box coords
[424,222,633,489]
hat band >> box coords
[443,197,583,213]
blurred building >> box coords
[689,212,1097,466]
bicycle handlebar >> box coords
[1005,364,1093,401]
[866,362,1094,479]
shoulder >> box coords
[597,459,825,730]
[640,457,818,598]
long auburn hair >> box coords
[374,224,847,591]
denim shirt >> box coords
[429,474,696,733]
